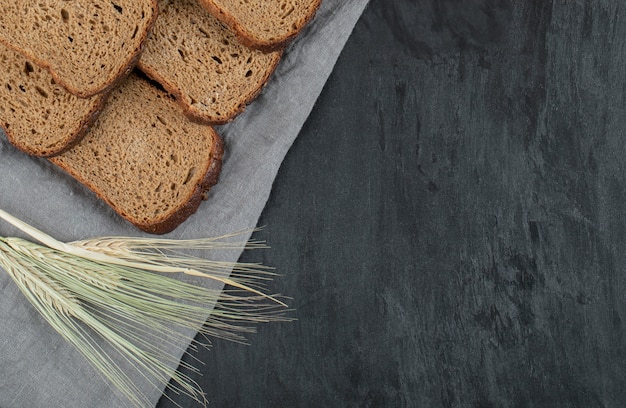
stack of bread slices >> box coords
[0,0,321,234]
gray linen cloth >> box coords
[0,1,369,407]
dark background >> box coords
[159,1,626,407]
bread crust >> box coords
[0,0,159,98]
[138,49,283,125]
[197,0,322,51]
[3,92,109,157]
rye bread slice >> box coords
[0,43,106,157]
[138,0,282,125]
[0,0,158,98]
[196,0,322,51]
[50,73,224,234]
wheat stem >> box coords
[0,208,286,307]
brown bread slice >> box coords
[0,43,106,157]
[0,0,158,97]
[138,0,282,124]
[50,73,224,234]
[196,0,322,51]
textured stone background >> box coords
[160,1,626,407]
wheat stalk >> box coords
[0,209,289,407]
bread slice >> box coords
[0,0,158,97]
[0,43,106,157]
[50,73,224,234]
[138,0,282,124]
[196,0,322,51]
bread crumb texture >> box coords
[140,0,282,124]
[0,0,157,96]
[50,74,220,229]
[198,0,321,48]
[0,43,104,156]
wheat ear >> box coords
[0,209,289,407]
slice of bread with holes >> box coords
[138,0,282,124]
[0,43,106,157]
[0,0,157,97]
[196,0,322,51]
[49,73,224,234]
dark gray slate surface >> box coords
[160,1,626,407]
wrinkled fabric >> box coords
[0,1,369,407]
